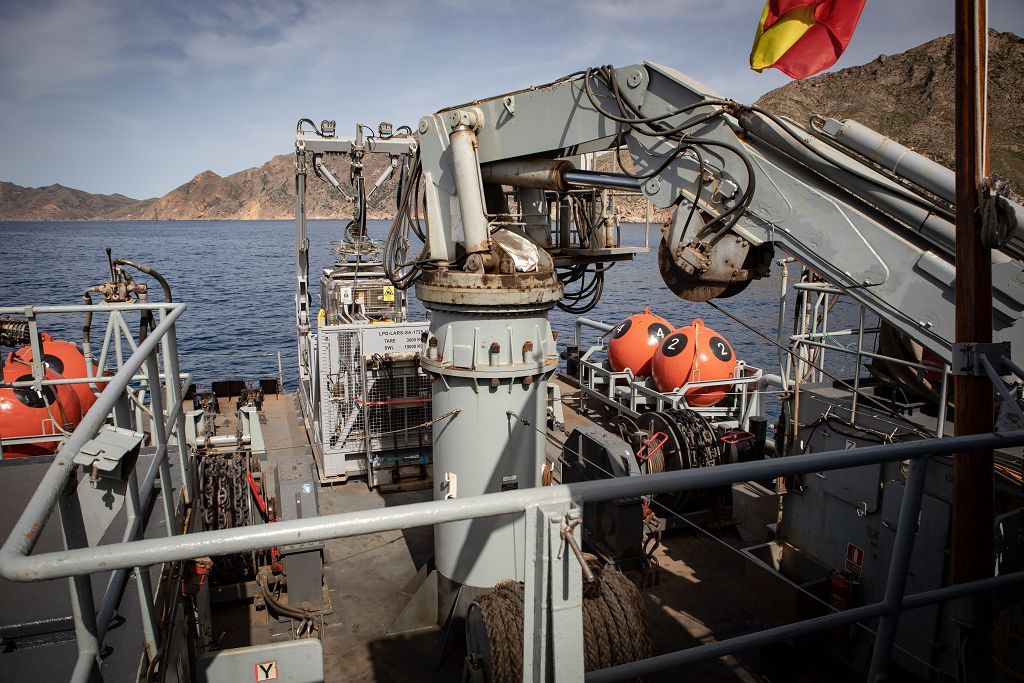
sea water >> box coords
[0,220,862,409]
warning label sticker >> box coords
[845,543,865,576]
[255,660,278,681]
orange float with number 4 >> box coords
[651,318,737,407]
[10,333,98,412]
[607,307,673,378]
[0,354,84,457]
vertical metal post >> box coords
[866,456,930,681]
[58,480,101,683]
[277,350,284,394]
[937,368,949,439]
[160,311,191,505]
[295,149,311,385]
[820,291,830,382]
[559,194,571,249]
[522,504,552,682]
[851,307,866,421]
[952,2,995,677]
[778,259,792,391]
[549,511,585,682]
[26,314,44,386]
[144,344,176,537]
[644,200,651,249]
[521,495,586,683]
[112,311,125,372]
[125,469,160,655]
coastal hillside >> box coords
[1,30,1021,221]
[755,29,1023,193]
[0,181,154,221]
[113,152,403,221]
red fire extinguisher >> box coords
[828,570,859,636]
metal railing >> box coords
[2,367,1023,682]
[0,302,192,682]
[784,279,953,439]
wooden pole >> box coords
[952,0,994,677]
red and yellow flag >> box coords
[750,0,867,79]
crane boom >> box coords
[411,62,1024,365]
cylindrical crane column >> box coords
[417,269,562,609]
[446,109,491,269]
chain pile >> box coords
[200,451,255,584]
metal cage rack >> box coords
[316,322,431,487]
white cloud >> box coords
[0,0,124,98]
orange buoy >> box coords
[0,354,84,457]
[651,327,697,395]
[607,307,673,377]
[652,319,737,407]
[12,333,98,412]
[687,320,737,406]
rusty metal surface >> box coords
[414,268,563,308]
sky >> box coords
[1,0,1022,200]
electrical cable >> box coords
[582,66,756,244]
[296,118,322,136]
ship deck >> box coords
[236,381,854,682]
[2,381,858,682]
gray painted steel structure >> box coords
[2,377,1023,680]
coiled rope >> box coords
[473,555,652,683]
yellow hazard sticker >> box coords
[383,286,395,302]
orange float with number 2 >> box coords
[652,318,737,407]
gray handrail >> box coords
[0,303,187,568]
[3,428,1021,581]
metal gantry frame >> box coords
[783,275,953,439]
[0,302,192,682]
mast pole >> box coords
[952,0,994,678]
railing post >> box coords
[144,343,176,537]
[125,469,160,656]
[522,494,584,683]
[550,509,585,682]
[58,478,101,683]
[160,313,192,505]
[851,307,866,421]
[522,503,551,681]
[866,456,930,681]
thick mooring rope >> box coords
[475,556,652,683]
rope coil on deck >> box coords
[471,555,652,683]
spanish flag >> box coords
[750,0,867,79]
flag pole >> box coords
[952,0,995,679]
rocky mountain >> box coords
[0,181,154,220]
[0,149,403,222]
[2,30,1021,221]
[116,151,403,221]
[755,29,1024,193]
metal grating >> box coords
[317,322,432,477]
[363,362,432,453]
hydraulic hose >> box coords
[114,259,173,303]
